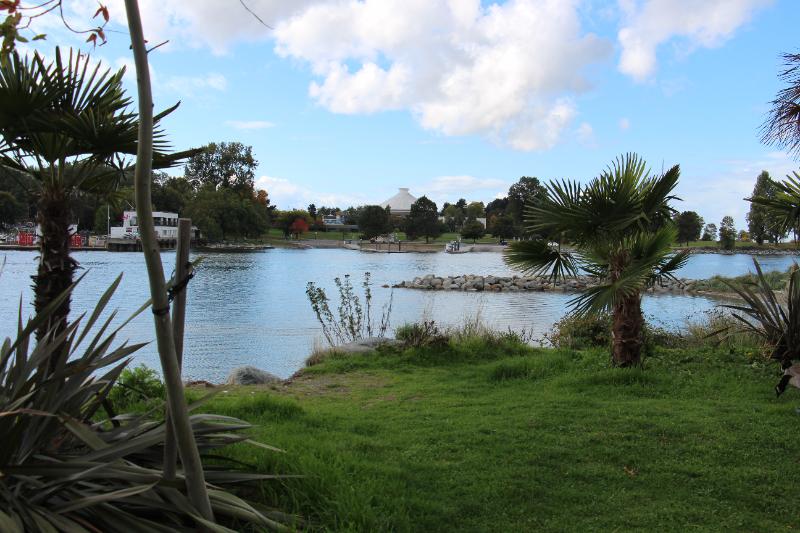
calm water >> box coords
[1,249,798,382]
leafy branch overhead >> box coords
[0,1,112,66]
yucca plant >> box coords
[0,272,305,532]
[710,258,800,394]
[504,153,690,367]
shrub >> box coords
[542,314,611,350]
[107,363,167,410]
[543,313,683,352]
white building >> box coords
[109,211,179,239]
[379,188,417,216]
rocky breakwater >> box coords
[394,273,698,293]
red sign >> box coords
[18,233,34,246]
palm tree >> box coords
[759,52,800,160]
[0,48,195,357]
[504,153,690,367]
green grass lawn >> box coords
[175,342,800,532]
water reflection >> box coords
[1,249,797,381]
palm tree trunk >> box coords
[33,192,77,362]
[611,292,644,367]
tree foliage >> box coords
[275,209,313,236]
[746,170,780,244]
[0,189,23,229]
[719,215,736,250]
[289,218,309,238]
[504,153,688,368]
[506,176,545,231]
[701,223,717,241]
[405,196,441,243]
[460,221,485,243]
[465,201,484,222]
[443,204,466,232]
[184,141,257,195]
[673,210,704,245]
[183,186,269,241]
[359,204,391,239]
[489,215,515,239]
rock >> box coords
[223,366,280,386]
[335,337,405,354]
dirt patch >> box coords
[269,371,392,398]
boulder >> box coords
[223,366,281,386]
[334,337,405,354]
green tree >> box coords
[465,201,484,222]
[489,215,515,239]
[443,204,466,232]
[485,197,508,218]
[308,203,317,220]
[504,154,688,368]
[701,223,717,241]
[746,171,779,244]
[460,221,485,243]
[0,190,23,229]
[506,176,545,233]
[184,141,257,196]
[406,196,441,243]
[359,205,391,240]
[673,211,704,245]
[275,209,313,237]
[454,198,467,212]
[719,216,736,250]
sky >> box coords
[18,0,800,229]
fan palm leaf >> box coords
[505,153,685,367]
[0,47,197,351]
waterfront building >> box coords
[109,211,179,239]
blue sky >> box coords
[19,0,800,230]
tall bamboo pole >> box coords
[122,0,214,521]
[163,218,192,480]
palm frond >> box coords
[503,239,579,280]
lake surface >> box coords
[1,249,798,382]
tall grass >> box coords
[679,308,763,350]
[691,267,789,293]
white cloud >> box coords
[162,72,227,99]
[273,0,613,152]
[256,175,364,210]
[225,120,276,131]
[575,122,596,147]
[676,152,799,226]
[617,0,773,82]
[619,117,630,131]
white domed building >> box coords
[379,188,417,216]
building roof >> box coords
[379,188,417,215]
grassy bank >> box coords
[161,338,800,533]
